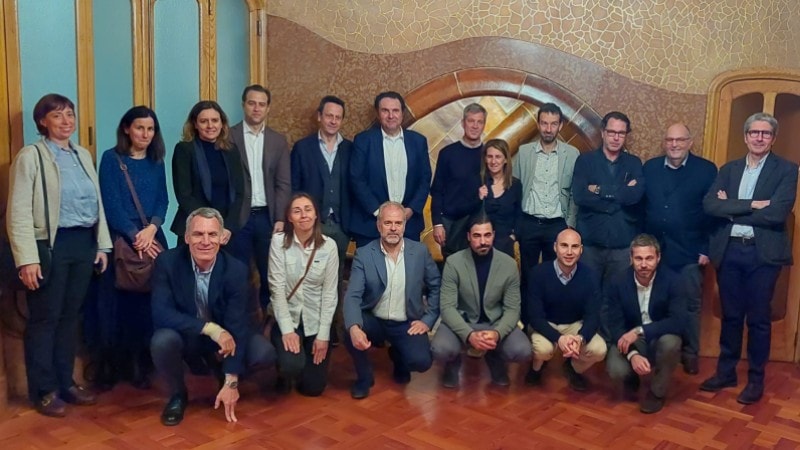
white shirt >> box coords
[244,124,267,207]
[382,128,408,205]
[372,241,407,321]
[268,232,339,340]
[318,131,342,173]
[634,273,655,326]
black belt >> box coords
[522,214,564,225]
[729,236,755,246]
[250,206,268,214]
[58,226,93,232]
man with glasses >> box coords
[572,111,644,288]
[642,124,717,375]
[700,113,797,404]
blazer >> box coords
[349,126,431,240]
[230,122,292,226]
[512,139,580,226]
[7,138,113,267]
[439,248,521,342]
[151,246,251,375]
[170,140,245,237]
[604,267,686,354]
[343,238,441,330]
[290,132,353,234]
[703,152,798,268]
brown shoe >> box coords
[35,392,66,417]
[62,385,97,405]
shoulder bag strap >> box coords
[115,152,149,228]
[286,244,319,301]
[33,143,51,250]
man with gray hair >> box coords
[151,207,276,426]
[343,201,441,399]
[700,112,798,404]
[430,103,487,258]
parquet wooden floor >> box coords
[1,349,799,449]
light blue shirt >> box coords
[317,131,342,172]
[731,154,769,238]
[192,257,216,321]
[46,139,98,228]
[553,260,576,286]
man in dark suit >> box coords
[343,201,441,399]
[151,208,276,426]
[605,234,686,414]
[642,123,717,375]
[229,85,292,308]
[349,91,432,246]
[700,112,798,404]
[431,214,531,388]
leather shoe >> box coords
[699,375,737,392]
[639,390,665,414]
[350,379,374,400]
[563,360,588,392]
[35,392,66,418]
[736,383,764,405]
[161,393,188,426]
[62,385,97,405]
[442,362,460,389]
[682,356,700,375]
[524,367,542,386]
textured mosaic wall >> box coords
[269,0,800,94]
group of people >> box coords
[6,87,796,426]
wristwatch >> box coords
[224,380,239,389]
[634,326,644,336]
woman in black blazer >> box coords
[478,139,521,257]
[170,101,245,242]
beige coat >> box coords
[7,138,112,267]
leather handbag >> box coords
[113,154,162,293]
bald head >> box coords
[554,228,583,273]
[663,123,693,167]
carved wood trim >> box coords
[198,0,216,100]
[131,0,155,106]
[75,0,96,157]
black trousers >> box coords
[270,322,331,396]
[24,227,96,402]
[226,208,272,309]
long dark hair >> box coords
[181,100,232,150]
[115,105,166,162]
[282,192,325,250]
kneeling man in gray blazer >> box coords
[432,214,531,388]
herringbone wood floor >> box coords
[1,349,799,449]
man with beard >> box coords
[525,228,606,391]
[430,103,487,258]
[604,234,686,414]
[343,201,441,399]
[431,214,530,388]
[513,103,579,268]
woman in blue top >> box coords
[98,106,169,389]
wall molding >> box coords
[198,0,217,100]
[75,0,96,156]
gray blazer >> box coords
[439,248,521,342]
[230,122,292,226]
[512,139,579,226]
[703,153,798,268]
[343,238,441,329]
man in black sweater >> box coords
[525,228,606,391]
[642,123,717,375]
[604,234,686,414]
[430,103,487,258]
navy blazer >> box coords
[343,238,441,329]
[605,266,686,354]
[349,126,431,240]
[291,132,353,234]
[170,140,245,237]
[151,247,251,375]
[703,153,798,268]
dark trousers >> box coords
[343,312,433,384]
[715,241,780,386]
[606,334,681,398]
[270,322,331,396]
[150,328,277,396]
[227,208,272,309]
[517,215,567,326]
[678,263,703,358]
[24,227,96,402]
[321,218,350,335]
[582,245,630,339]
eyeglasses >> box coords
[604,129,628,138]
[746,129,774,139]
[664,137,691,144]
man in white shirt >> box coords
[229,85,292,309]
[343,201,441,399]
[603,234,686,414]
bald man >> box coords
[642,124,716,375]
[524,228,606,391]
